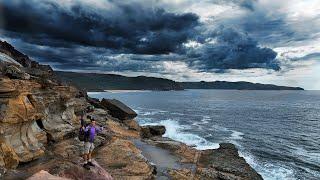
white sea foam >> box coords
[140,111,159,116]
[87,92,103,95]
[136,108,168,116]
[141,119,219,150]
[171,112,185,116]
[161,119,220,150]
[239,151,296,180]
[230,130,244,140]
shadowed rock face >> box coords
[141,125,166,138]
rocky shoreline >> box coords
[0,40,262,180]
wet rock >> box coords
[143,137,199,163]
[143,138,262,180]
[196,143,263,180]
[100,99,137,120]
[4,65,30,80]
[141,125,166,138]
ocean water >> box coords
[88,90,320,180]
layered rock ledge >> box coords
[0,40,262,180]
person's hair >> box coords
[90,118,95,122]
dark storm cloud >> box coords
[0,0,280,72]
[0,0,199,54]
[184,27,279,71]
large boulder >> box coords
[141,125,166,138]
[100,99,137,120]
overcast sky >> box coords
[0,0,319,89]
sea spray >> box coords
[141,119,220,150]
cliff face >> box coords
[0,41,262,180]
[0,41,87,169]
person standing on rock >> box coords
[83,116,103,169]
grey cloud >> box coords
[0,0,199,54]
[184,27,279,71]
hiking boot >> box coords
[87,161,95,167]
[83,163,90,170]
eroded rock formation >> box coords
[0,41,87,170]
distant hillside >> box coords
[55,71,304,91]
[55,71,183,91]
[181,81,304,90]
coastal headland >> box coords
[0,40,262,179]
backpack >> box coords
[78,127,86,141]
[78,124,90,142]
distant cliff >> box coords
[56,71,304,91]
[55,71,184,91]
[181,81,304,90]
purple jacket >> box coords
[84,125,103,143]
